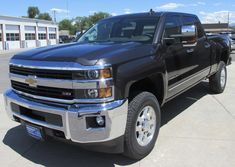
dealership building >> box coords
[0,15,59,51]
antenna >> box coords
[149,9,155,15]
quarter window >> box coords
[6,33,20,41]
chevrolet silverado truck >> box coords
[4,11,230,160]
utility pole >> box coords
[66,0,69,18]
[228,11,230,32]
[53,10,56,23]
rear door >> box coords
[181,16,211,76]
[163,15,211,98]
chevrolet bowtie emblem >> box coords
[25,75,37,87]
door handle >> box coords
[186,48,194,53]
[204,42,211,48]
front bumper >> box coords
[4,89,128,143]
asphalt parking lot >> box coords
[0,50,235,167]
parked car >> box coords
[4,11,230,160]
[59,35,75,44]
[220,32,235,50]
[206,33,232,64]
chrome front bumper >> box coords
[4,89,128,143]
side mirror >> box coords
[181,25,197,44]
[181,25,196,37]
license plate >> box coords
[26,124,43,140]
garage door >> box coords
[48,27,57,45]
[25,26,36,48]
[5,25,20,50]
[38,27,47,47]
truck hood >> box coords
[12,42,153,66]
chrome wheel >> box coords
[220,67,226,88]
[135,106,156,146]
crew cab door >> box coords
[181,16,211,77]
[162,14,211,98]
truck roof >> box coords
[101,11,197,22]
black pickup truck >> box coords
[4,11,230,160]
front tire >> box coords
[209,61,227,94]
[123,92,161,160]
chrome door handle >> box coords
[186,48,194,53]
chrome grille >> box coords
[11,80,74,100]
[10,65,73,80]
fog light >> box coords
[96,116,105,126]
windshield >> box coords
[77,17,159,44]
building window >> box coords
[25,33,36,40]
[38,33,47,40]
[49,27,56,32]
[6,25,19,31]
[49,33,56,39]
[6,33,20,41]
[38,27,46,32]
[25,26,35,31]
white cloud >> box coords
[197,1,206,5]
[157,3,185,10]
[111,12,117,16]
[200,11,235,24]
[123,8,131,14]
[189,1,206,7]
[199,11,206,15]
[50,8,69,14]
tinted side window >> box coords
[195,21,205,38]
[164,15,181,39]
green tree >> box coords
[59,19,76,34]
[89,12,111,25]
[73,16,90,32]
[27,6,40,18]
[73,12,111,33]
[37,13,52,21]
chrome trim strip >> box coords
[10,73,113,89]
[13,112,63,131]
[168,67,210,91]
[13,88,114,104]
[10,59,111,70]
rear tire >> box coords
[209,61,227,94]
[123,92,161,160]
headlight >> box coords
[86,68,112,79]
[73,66,114,102]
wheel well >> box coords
[220,50,229,65]
[128,74,164,105]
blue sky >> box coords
[0,0,235,23]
